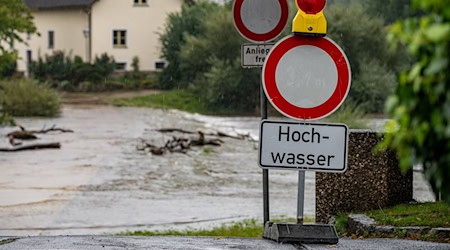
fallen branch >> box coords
[155,128,254,141]
[7,125,73,146]
[155,128,195,134]
[32,125,74,134]
[0,143,61,152]
[138,131,223,156]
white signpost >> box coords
[259,120,348,172]
[241,43,274,68]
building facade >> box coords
[17,0,184,74]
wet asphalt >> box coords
[1,236,450,250]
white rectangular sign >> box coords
[259,120,348,172]
[241,43,274,68]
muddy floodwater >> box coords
[0,105,434,236]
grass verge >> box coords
[367,202,450,228]
[336,202,450,243]
[120,217,314,238]
[121,219,262,238]
[324,103,369,129]
[112,90,371,129]
[110,89,208,114]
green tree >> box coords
[364,0,414,24]
[0,0,37,76]
[326,4,408,113]
[383,0,450,203]
[158,0,220,89]
[0,0,36,125]
[180,6,259,113]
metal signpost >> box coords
[234,0,351,245]
[260,33,350,244]
[233,0,289,225]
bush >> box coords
[0,111,15,126]
[0,52,17,79]
[382,0,450,203]
[190,57,259,113]
[0,79,61,117]
[30,51,115,90]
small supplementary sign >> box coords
[241,43,274,68]
[259,120,348,172]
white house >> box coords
[17,0,185,74]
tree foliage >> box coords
[364,0,414,24]
[327,4,408,113]
[180,7,259,113]
[0,0,36,125]
[158,1,409,114]
[382,0,450,203]
[0,0,37,77]
[158,0,220,89]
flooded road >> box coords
[0,105,434,236]
[0,105,308,236]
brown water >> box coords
[0,105,307,236]
[0,105,434,236]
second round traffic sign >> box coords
[233,0,289,43]
[262,35,351,121]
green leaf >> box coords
[425,58,448,75]
[424,24,450,42]
[385,120,400,133]
[407,64,422,81]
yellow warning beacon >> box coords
[293,0,327,36]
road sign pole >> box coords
[260,69,269,224]
[297,171,305,224]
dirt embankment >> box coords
[61,90,160,105]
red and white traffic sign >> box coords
[233,0,289,43]
[262,35,351,121]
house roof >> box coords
[23,0,96,9]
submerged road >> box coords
[0,105,436,236]
[0,106,306,235]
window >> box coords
[48,31,54,49]
[115,62,127,71]
[113,30,127,48]
[134,0,148,6]
[155,60,166,70]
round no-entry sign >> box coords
[262,35,351,121]
[233,0,289,43]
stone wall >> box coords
[316,130,413,223]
